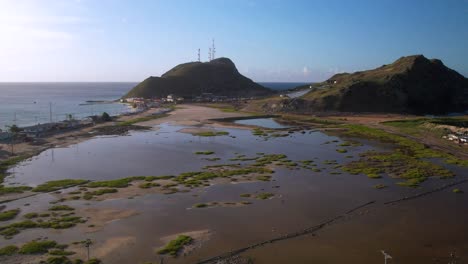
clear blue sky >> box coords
[0,0,467,82]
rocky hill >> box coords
[124,58,273,99]
[274,55,468,114]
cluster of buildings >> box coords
[121,95,184,106]
[0,119,94,142]
[443,133,468,145]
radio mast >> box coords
[208,48,212,61]
[212,39,216,60]
[197,48,200,62]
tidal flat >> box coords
[0,105,467,264]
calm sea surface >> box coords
[0,82,305,129]
[0,82,137,129]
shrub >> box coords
[0,209,20,221]
[157,235,193,256]
[19,240,57,254]
[0,245,18,256]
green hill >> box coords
[286,55,468,114]
[124,58,273,99]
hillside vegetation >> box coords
[124,58,273,99]
[265,55,468,114]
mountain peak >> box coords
[124,58,272,99]
[300,55,468,114]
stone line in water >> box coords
[196,200,376,264]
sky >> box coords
[0,0,467,82]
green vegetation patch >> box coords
[0,245,18,256]
[204,157,221,161]
[138,182,160,189]
[83,188,118,200]
[0,185,33,195]
[32,179,89,192]
[157,235,193,256]
[341,124,462,187]
[193,203,208,208]
[19,240,57,254]
[23,212,39,219]
[0,209,20,221]
[256,192,274,200]
[453,188,463,194]
[193,131,229,137]
[195,151,215,155]
[86,176,146,188]
[49,205,75,211]
[374,184,387,189]
[336,149,348,153]
[49,249,75,256]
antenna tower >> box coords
[197,48,200,62]
[212,39,215,60]
[208,48,212,61]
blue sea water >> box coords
[0,82,307,130]
[0,82,137,129]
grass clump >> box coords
[23,212,39,219]
[194,131,229,137]
[138,182,160,189]
[86,177,145,188]
[193,203,208,208]
[32,179,89,192]
[204,157,221,161]
[240,193,251,198]
[0,209,20,221]
[49,205,74,211]
[19,240,57,254]
[336,149,348,153]
[396,177,426,188]
[0,156,29,184]
[45,256,73,264]
[83,188,118,200]
[256,192,274,200]
[453,188,463,194]
[374,184,387,189]
[0,185,33,195]
[84,258,102,264]
[0,245,18,256]
[49,249,75,256]
[256,175,271,181]
[157,235,193,256]
[195,151,215,155]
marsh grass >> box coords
[374,184,387,189]
[195,151,215,155]
[0,209,20,221]
[0,245,18,256]
[19,240,57,254]
[256,192,274,200]
[32,179,89,192]
[193,131,229,137]
[157,235,193,256]
[49,205,74,211]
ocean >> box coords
[0,82,136,129]
[0,82,307,130]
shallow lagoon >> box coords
[234,118,289,129]
[2,122,468,264]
